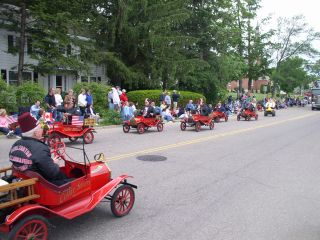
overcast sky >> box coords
[257,0,319,31]
[257,0,320,54]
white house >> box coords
[0,28,108,91]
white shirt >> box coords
[78,93,87,107]
[54,94,63,106]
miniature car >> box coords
[0,142,137,240]
[46,117,95,145]
[123,115,163,134]
[180,114,214,132]
[211,111,228,123]
[237,109,258,121]
[264,106,276,117]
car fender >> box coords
[5,204,58,226]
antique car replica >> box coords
[46,117,95,145]
[123,115,164,134]
[211,111,228,123]
[264,106,276,117]
[237,109,258,121]
[180,114,214,132]
[0,142,137,240]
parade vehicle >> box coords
[46,117,96,146]
[0,141,137,240]
[180,113,214,132]
[264,106,276,117]
[123,114,164,134]
[237,108,258,121]
[211,111,228,123]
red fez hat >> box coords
[18,112,38,133]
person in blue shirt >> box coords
[86,89,93,107]
[30,100,41,119]
[185,100,195,112]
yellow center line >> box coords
[108,112,318,161]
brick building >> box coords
[227,77,270,93]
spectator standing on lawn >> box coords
[120,89,128,106]
[64,89,76,110]
[77,88,87,116]
[112,87,121,111]
[172,90,180,111]
[30,100,41,119]
[164,92,171,108]
[44,88,56,120]
[159,91,166,105]
[107,89,114,110]
[54,88,63,121]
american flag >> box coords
[72,115,84,126]
[7,114,18,124]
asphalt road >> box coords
[1,106,320,240]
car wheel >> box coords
[137,123,145,134]
[8,215,50,240]
[123,124,130,133]
[195,122,201,132]
[180,122,186,131]
[111,185,135,217]
[157,123,164,132]
[83,131,94,144]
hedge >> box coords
[73,82,111,116]
[127,90,206,109]
[16,81,46,108]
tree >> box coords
[270,15,320,96]
[272,57,308,93]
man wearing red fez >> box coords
[9,112,68,185]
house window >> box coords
[90,77,96,82]
[8,35,14,53]
[33,72,38,83]
[22,72,32,81]
[9,71,18,85]
[81,76,88,82]
[97,77,101,83]
[1,69,7,81]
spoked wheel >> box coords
[137,123,145,134]
[111,185,135,217]
[8,215,50,240]
[157,123,163,132]
[255,114,259,120]
[225,116,228,122]
[195,122,201,132]
[69,137,78,142]
[237,115,240,121]
[123,124,130,133]
[209,121,214,130]
[180,122,186,131]
[48,134,61,147]
[83,131,94,144]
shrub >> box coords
[73,82,111,114]
[16,81,46,108]
[0,78,17,114]
[100,109,122,125]
[127,90,206,109]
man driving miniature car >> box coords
[9,112,69,185]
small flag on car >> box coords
[72,115,84,126]
[44,112,53,123]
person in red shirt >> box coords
[120,89,128,106]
